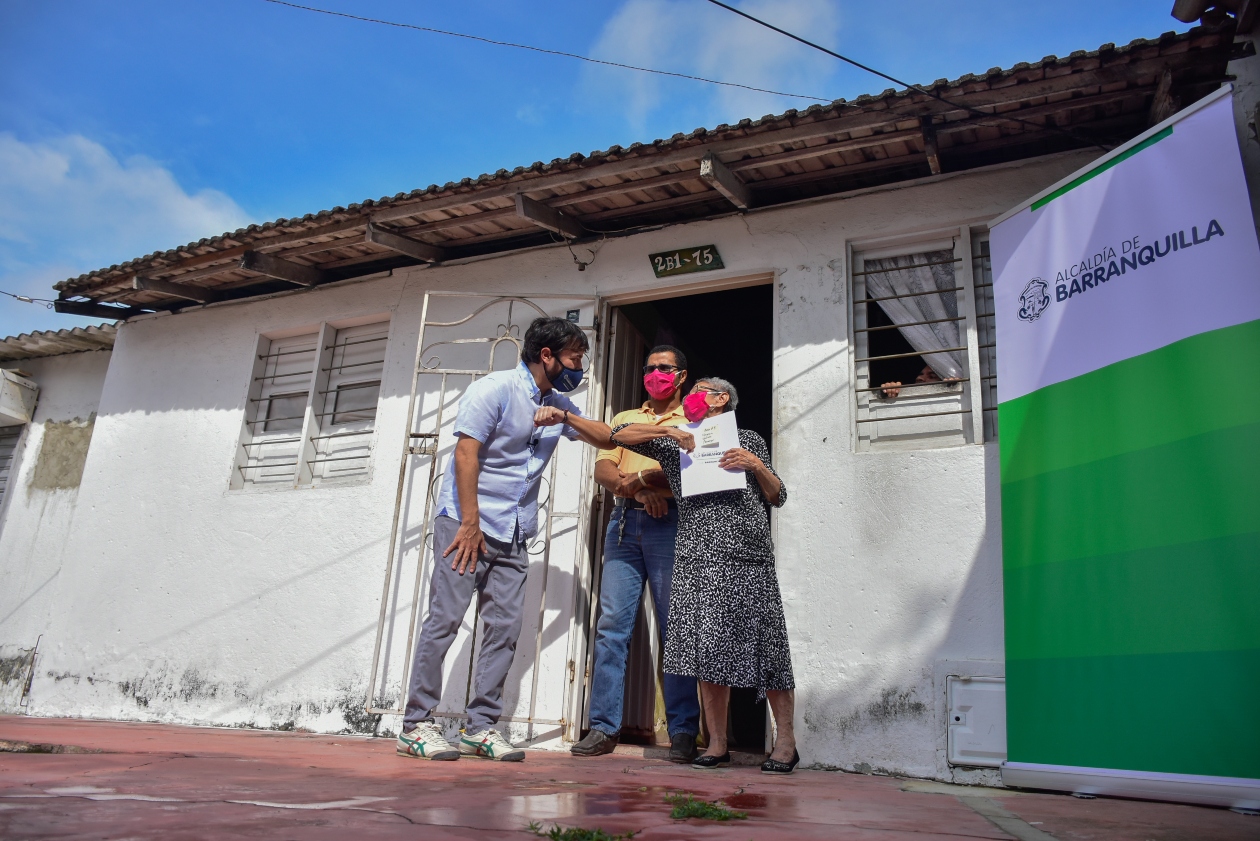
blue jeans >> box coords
[588,505,700,738]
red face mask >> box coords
[643,369,677,400]
[682,392,711,422]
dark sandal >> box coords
[761,749,800,775]
[692,751,731,768]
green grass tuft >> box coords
[527,821,638,841]
[664,792,748,821]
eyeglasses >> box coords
[643,364,680,374]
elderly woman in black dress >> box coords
[536,376,798,774]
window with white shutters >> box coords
[233,317,390,489]
[850,226,996,451]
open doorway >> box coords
[591,280,774,753]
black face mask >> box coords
[546,355,584,392]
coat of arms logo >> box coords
[1017,278,1051,323]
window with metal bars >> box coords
[850,228,995,451]
[309,322,388,483]
[0,425,23,510]
[232,317,390,489]
[971,234,999,440]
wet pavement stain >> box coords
[4,717,1258,841]
[723,792,768,810]
[509,788,669,820]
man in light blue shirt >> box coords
[398,316,605,764]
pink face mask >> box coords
[643,369,677,400]
[682,392,711,422]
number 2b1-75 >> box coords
[648,245,724,277]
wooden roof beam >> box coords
[365,223,447,263]
[514,193,584,239]
[920,117,942,175]
[133,275,222,303]
[53,300,144,320]
[699,152,753,210]
[726,128,922,173]
[238,250,329,287]
[366,111,919,225]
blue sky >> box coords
[0,0,1190,338]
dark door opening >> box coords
[604,281,774,752]
[617,284,773,445]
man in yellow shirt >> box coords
[571,345,700,762]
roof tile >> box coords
[51,26,1221,296]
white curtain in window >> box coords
[863,249,964,379]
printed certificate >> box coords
[679,411,745,497]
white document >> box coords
[679,411,745,497]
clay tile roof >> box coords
[0,323,118,362]
[48,24,1241,310]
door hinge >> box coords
[568,659,576,684]
[593,315,602,343]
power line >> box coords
[702,0,1111,152]
[1,290,55,309]
[260,0,832,102]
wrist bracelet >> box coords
[637,470,645,486]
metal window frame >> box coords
[232,331,320,490]
[847,226,990,449]
[232,318,392,491]
[970,233,999,440]
[304,320,391,485]
[0,423,29,517]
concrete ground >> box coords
[0,716,1255,840]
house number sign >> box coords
[648,245,724,278]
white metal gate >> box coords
[365,292,600,745]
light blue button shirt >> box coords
[436,361,582,542]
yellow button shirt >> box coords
[596,401,687,498]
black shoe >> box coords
[668,733,698,764]
[691,751,730,768]
[570,729,618,757]
[761,749,800,775]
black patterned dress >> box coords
[610,423,794,694]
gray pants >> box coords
[403,515,529,733]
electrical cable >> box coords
[260,0,831,102]
[702,0,1112,152]
[1,290,56,309]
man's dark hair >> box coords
[646,344,687,370]
[522,317,590,363]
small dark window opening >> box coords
[866,301,928,390]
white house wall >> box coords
[0,151,1094,780]
[0,350,112,708]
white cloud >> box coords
[0,133,251,337]
[585,0,840,130]
[0,133,249,266]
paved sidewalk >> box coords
[0,716,1254,840]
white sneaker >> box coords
[396,722,459,760]
[459,728,525,762]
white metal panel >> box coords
[947,675,1007,767]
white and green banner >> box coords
[990,87,1260,797]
